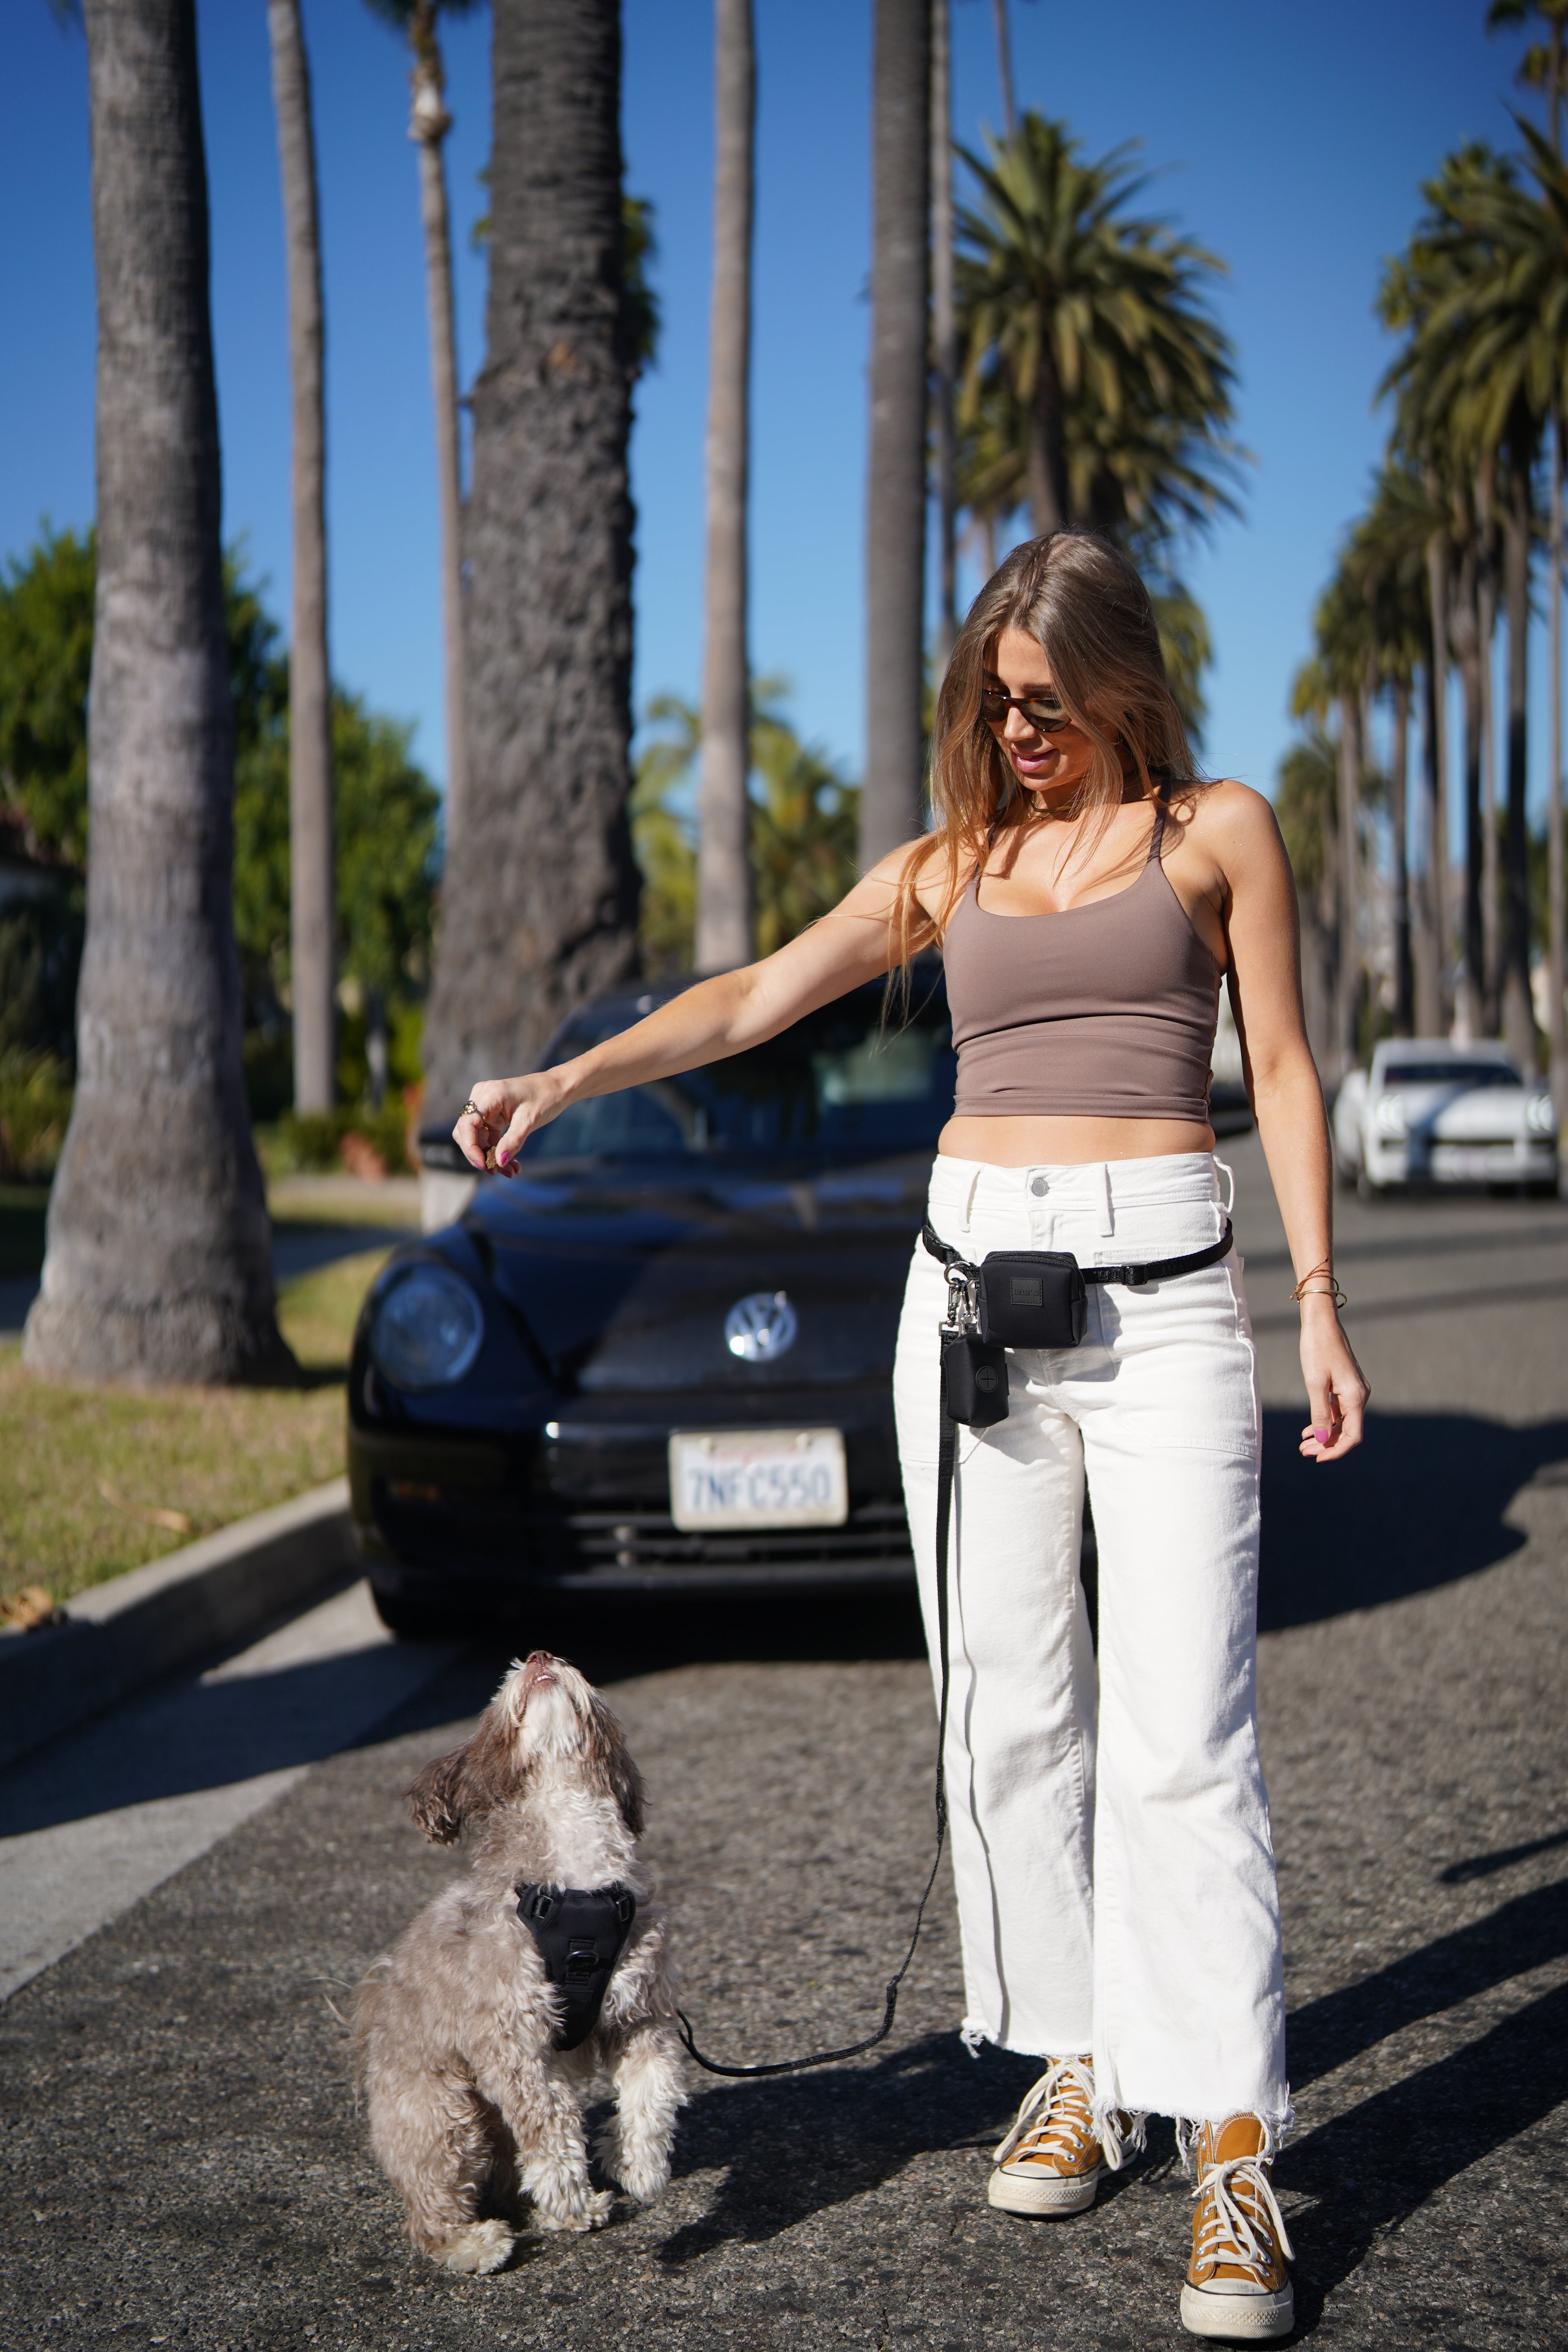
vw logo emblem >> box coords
[724,1290,798,1363]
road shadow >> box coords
[1279,1973,1568,2332]
[1286,1877,1568,2091]
[652,2033,1043,2262]
[1258,1408,1568,1630]
[0,1588,933,1839]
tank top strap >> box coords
[1144,801,1166,864]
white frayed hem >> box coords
[1175,2094,1296,2177]
[959,2020,988,2058]
[1091,2099,1149,2172]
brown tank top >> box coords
[942,808,1222,1122]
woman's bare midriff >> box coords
[938,1114,1216,1167]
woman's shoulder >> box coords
[1163,776,1279,853]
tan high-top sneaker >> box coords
[1180,2116,1295,2341]
[988,2056,1107,2217]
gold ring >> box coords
[461,1099,480,1118]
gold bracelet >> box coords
[1290,1257,1346,1309]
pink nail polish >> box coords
[1312,1426,1331,1441]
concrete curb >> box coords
[0,1479,355,1772]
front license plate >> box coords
[668,1428,849,1532]
[1443,1145,1499,1179]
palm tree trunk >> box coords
[1478,530,1501,1032]
[26,0,285,1384]
[1414,649,1442,1037]
[931,0,957,681]
[1501,436,1535,1068]
[421,0,640,1121]
[1455,549,1483,1041]
[991,0,1016,137]
[1335,689,1361,1077]
[861,0,931,867]
[1550,411,1567,1120]
[1391,679,1413,1036]
[408,11,469,846]
[695,0,754,974]
[1027,354,1068,537]
[1425,519,1454,1032]
[267,0,335,1117]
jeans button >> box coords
[1029,1174,1048,1198]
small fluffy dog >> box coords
[353,1651,686,2273]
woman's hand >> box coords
[1297,1294,1369,1463]
[453,1071,566,1177]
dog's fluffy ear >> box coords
[405,1706,525,1844]
[583,1693,646,1837]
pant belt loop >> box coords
[1097,1160,1114,1240]
[961,1163,981,1232]
[1215,1156,1236,1216]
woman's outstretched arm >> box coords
[1203,782,1370,1465]
[453,847,931,1174]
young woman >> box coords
[455,533,1367,2342]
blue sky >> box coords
[1,0,1553,832]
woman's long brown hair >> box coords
[893,531,1205,967]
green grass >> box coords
[0,1245,394,1613]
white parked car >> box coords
[1333,1040,1559,1198]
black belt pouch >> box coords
[976,1253,1088,1349]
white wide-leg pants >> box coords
[893,1152,1289,2136]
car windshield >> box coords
[1380,1062,1522,1091]
[521,976,956,1165]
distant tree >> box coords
[364,0,481,842]
[266,0,335,1114]
[862,0,931,866]
[0,524,95,869]
[695,0,755,971]
[0,530,437,1108]
[26,0,286,1385]
[420,0,644,1120]
[633,684,861,976]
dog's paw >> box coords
[438,2218,515,2275]
[608,2154,671,2205]
[533,2186,613,2234]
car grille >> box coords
[370,1482,913,1583]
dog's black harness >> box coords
[515,1882,638,2051]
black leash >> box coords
[920,1216,1235,1295]
[675,1409,956,2080]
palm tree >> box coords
[862,0,931,867]
[420,0,642,1127]
[266,0,335,1116]
[956,115,1238,543]
[26,0,285,1384]
[365,0,479,844]
[695,0,755,973]
[991,0,1017,138]
[1298,590,1371,1083]
[1379,140,1549,1068]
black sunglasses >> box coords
[978,685,1071,732]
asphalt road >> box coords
[2,1131,1566,2350]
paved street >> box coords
[2,1130,1565,2349]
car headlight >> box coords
[370,1264,485,1389]
[1373,1092,1408,1139]
[1526,1093,1557,1136]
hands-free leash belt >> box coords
[516,1882,638,2050]
[673,1213,1232,2080]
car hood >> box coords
[1388,1083,1530,1139]
[466,1154,933,1394]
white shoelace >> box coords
[1191,2154,1296,2280]
[992,2057,1097,2167]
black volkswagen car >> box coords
[348,968,957,1634]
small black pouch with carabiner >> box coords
[922,1213,1236,1428]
